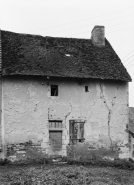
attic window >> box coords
[65,54,71,57]
[85,86,89,92]
[51,85,58,96]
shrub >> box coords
[0,156,53,166]
[66,157,134,170]
[0,158,11,166]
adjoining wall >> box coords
[0,77,2,158]
[128,107,134,159]
[1,76,129,161]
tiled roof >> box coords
[1,30,132,82]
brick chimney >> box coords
[91,26,105,47]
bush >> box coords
[0,157,53,166]
[66,157,134,170]
[0,158,11,166]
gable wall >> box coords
[1,76,129,160]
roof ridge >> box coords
[1,30,93,41]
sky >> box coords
[0,0,134,106]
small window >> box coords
[85,86,89,92]
[51,85,58,96]
[49,120,62,129]
[65,54,71,57]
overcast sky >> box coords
[0,0,134,106]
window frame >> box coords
[48,120,63,131]
[50,85,58,97]
[85,86,89,92]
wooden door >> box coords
[49,131,62,152]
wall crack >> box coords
[65,102,73,135]
[99,82,122,149]
[65,102,73,120]
[99,83,118,148]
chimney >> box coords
[91,26,105,47]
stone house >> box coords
[0,26,132,161]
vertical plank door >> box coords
[49,131,62,152]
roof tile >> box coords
[1,30,132,82]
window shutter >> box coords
[69,120,85,144]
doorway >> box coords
[49,131,62,152]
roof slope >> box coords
[1,30,132,82]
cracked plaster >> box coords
[1,77,129,159]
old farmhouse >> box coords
[0,26,132,161]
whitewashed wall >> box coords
[2,76,129,160]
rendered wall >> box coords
[2,76,129,160]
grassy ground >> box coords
[0,164,134,185]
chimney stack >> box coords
[91,26,105,47]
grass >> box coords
[1,157,134,184]
[0,163,134,185]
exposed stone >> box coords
[16,151,26,154]
[8,155,17,162]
